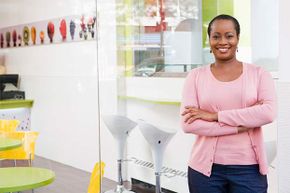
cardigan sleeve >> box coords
[218,69,277,128]
[180,69,238,137]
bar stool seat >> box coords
[138,120,177,193]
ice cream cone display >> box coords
[0,14,96,48]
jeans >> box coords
[188,164,268,193]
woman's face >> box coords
[209,19,239,62]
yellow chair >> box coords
[87,162,105,193]
[0,119,20,132]
[0,131,39,166]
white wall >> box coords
[278,0,290,192]
[0,0,100,172]
[251,0,279,71]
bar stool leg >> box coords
[117,160,123,186]
[105,159,135,193]
[155,172,162,193]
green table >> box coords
[0,167,55,192]
[0,100,34,109]
[0,137,22,151]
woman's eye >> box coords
[226,35,234,39]
[212,35,219,40]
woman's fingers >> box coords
[182,108,198,116]
[184,114,200,123]
[251,100,264,107]
[181,109,190,116]
[187,115,200,124]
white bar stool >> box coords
[138,120,176,193]
[103,115,137,193]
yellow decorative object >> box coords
[0,119,20,133]
[0,131,39,162]
[87,162,105,193]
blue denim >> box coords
[188,164,268,193]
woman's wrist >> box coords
[238,126,250,133]
[212,113,218,121]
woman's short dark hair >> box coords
[207,14,240,37]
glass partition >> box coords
[98,0,278,193]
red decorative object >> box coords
[0,33,3,48]
[17,34,22,47]
[12,30,17,47]
[47,22,55,43]
[59,19,67,41]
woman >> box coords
[180,14,276,193]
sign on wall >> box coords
[0,15,96,49]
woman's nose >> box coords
[219,37,228,44]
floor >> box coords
[0,156,278,193]
[0,156,154,193]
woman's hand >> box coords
[251,100,263,106]
[237,126,252,133]
[181,106,218,124]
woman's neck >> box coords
[213,57,240,69]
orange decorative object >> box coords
[31,27,36,45]
[39,31,45,44]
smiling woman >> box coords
[181,14,277,193]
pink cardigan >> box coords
[180,63,276,177]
